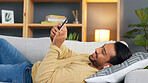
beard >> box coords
[89,55,101,68]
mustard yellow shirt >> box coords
[31,44,99,83]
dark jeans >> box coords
[0,38,33,83]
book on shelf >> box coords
[50,15,65,17]
[49,15,66,19]
[47,18,66,22]
[41,21,62,24]
[49,16,66,19]
[42,15,66,24]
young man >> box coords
[0,24,131,83]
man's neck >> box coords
[89,63,102,70]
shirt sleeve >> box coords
[58,44,79,59]
[35,44,62,83]
[35,42,81,83]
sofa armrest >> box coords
[124,69,148,83]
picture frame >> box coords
[1,10,14,24]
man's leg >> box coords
[0,38,32,65]
[0,38,33,83]
[0,63,28,83]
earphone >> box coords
[103,65,110,69]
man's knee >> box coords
[0,38,8,47]
[0,38,7,42]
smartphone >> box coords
[58,16,70,30]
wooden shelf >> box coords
[0,0,120,41]
[0,23,23,28]
[32,0,82,2]
[87,0,117,3]
[0,0,23,2]
[28,23,82,29]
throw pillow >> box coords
[85,52,148,83]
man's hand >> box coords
[50,24,67,48]
[50,24,59,42]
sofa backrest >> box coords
[0,35,51,64]
[0,35,127,64]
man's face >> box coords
[89,43,116,67]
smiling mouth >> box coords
[89,55,100,68]
[92,53,95,58]
[89,54,94,60]
[91,53,98,59]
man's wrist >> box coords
[52,42,61,48]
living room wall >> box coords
[87,3,117,42]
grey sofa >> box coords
[0,35,148,83]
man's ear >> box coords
[103,63,113,68]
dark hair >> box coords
[107,42,132,65]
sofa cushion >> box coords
[85,52,148,83]
[63,40,116,54]
[124,69,148,83]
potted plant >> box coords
[124,7,148,51]
[67,32,79,40]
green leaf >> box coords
[145,33,148,39]
[133,34,148,47]
[73,33,77,40]
[68,33,73,40]
[144,66,148,69]
[128,24,134,28]
[5,13,7,18]
[135,9,148,24]
[145,7,148,15]
[67,32,79,40]
[139,28,148,33]
[128,24,145,28]
[145,8,148,23]
[8,13,10,19]
[76,35,79,40]
[124,29,139,38]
